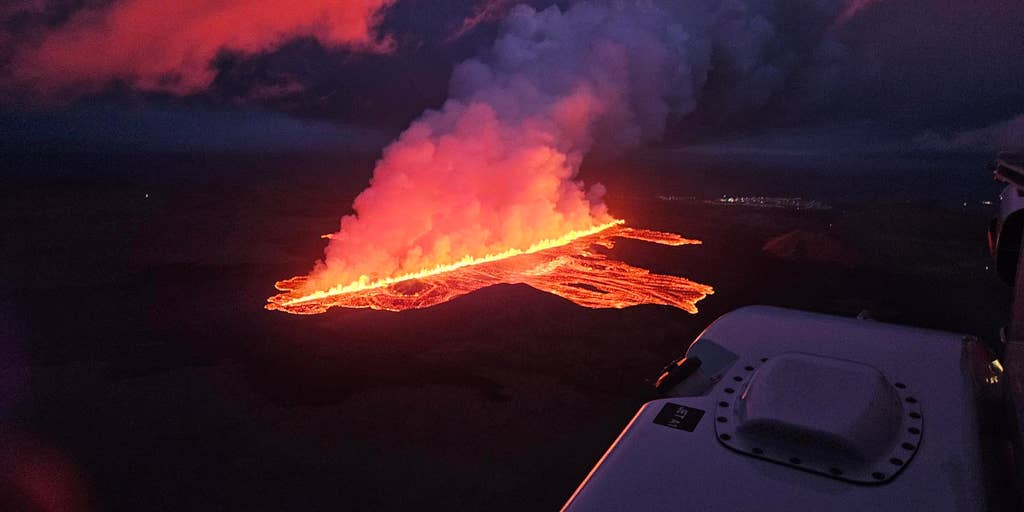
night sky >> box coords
[1,0,1022,154]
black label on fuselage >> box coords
[653,403,705,432]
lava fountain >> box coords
[267,221,712,314]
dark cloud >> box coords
[832,0,1024,132]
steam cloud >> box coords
[4,0,394,98]
[306,0,857,291]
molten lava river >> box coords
[267,221,713,314]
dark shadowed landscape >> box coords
[1,149,1009,511]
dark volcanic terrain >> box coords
[1,150,1010,510]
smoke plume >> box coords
[306,0,860,291]
[306,2,707,290]
[4,0,394,98]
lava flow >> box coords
[267,222,713,314]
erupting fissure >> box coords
[281,219,626,306]
[267,222,712,314]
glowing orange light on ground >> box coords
[267,222,713,314]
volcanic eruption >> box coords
[268,223,713,313]
[269,2,718,314]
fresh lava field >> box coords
[2,150,1010,511]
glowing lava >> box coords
[267,222,713,314]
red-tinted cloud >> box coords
[6,0,394,98]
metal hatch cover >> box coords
[714,352,923,484]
